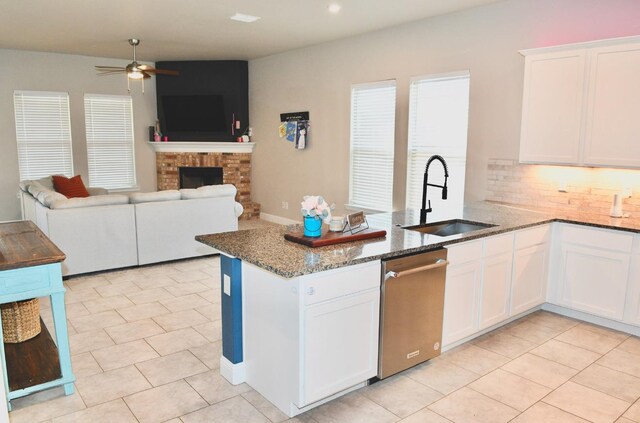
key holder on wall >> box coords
[279,111,310,150]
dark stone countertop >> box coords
[196,202,640,278]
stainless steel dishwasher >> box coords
[378,249,449,379]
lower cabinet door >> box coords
[511,244,548,316]
[559,245,629,320]
[442,261,481,347]
[301,289,380,406]
[480,253,513,330]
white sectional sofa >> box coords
[19,177,243,276]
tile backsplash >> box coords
[486,159,640,218]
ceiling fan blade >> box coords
[95,66,126,70]
[146,68,180,76]
[143,71,152,79]
[96,70,126,75]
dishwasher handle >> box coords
[384,259,449,280]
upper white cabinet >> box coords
[520,36,640,167]
[520,50,586,164]
[583,44,640,166]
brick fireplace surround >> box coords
[152,142,260,220]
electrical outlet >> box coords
[282,201,288,209]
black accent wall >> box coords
[155,61,249,142]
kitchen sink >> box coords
[402,219,497,237]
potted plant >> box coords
[300,195,334,237]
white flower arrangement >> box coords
[300,195,335,224]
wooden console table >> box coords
[0,221,74,410]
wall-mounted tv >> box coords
[156,60,249,142]
[161,95,227,132]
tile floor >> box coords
[7,254,640,422]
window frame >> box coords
[84,93,138,191]
[348,79,397,213]
[405,70,471,215]
[13,90,74,181]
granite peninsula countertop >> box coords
[196,202,640,278]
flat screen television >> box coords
[161,95,227,132]
[155,60,249,142]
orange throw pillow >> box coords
[52,175,90,198]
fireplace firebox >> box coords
[179,167,223,189]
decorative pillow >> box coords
[129,190,181,204]
[52,175,90,198]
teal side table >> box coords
[0,221,74,411]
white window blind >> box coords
[14,91,74,180]
[349,80,397,212]
[406,72,470,216]
[84,94,137,190]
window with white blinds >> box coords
[14,91,74,181]
[349,80,397,212]
[84,94,137,190]
[405,72,470,216]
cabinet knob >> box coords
[306,287,315,295]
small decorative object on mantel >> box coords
[300,195,334,237]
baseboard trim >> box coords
[260,212,299,225]
[220,356,246,385]
[542,303,640,337]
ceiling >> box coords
[0,0,501,61]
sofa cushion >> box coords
[180,184,237,200]
[129,190,181,204]
[37,189,67,207]
[53,175,90,198]
[50,194,129,210]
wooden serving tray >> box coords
[284,228,387,248]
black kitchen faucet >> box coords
[420,155,449,224]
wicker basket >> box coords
[1,299,41,343]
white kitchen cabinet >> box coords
[583,43,640,167]
[519,50,586,164]
[479,252,513,329]
[242,260,380,416]
[519,36,640,167]
[511,244,548,315]
[442,260,482,346]
[443,240,483,347]
[552,224,632,321]
[624,245,640,326]
[510,225,550,316]
[302,289,379,405]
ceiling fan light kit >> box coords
[95,38,178,93]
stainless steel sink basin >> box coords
[402,219,497,237]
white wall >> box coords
[0,49,157,221]
[248,0,640,220]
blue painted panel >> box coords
[221,255,243,364]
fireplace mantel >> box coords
[147,141,256,153]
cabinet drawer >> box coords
[302,261,380,306]
[0,266,53,296]
[484,233,514,257]
[446,240,483,266]
[561,224,633,252]
[515,225,550,250]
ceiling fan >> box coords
[95,38,178,92]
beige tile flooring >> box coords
[7,254,640,423]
